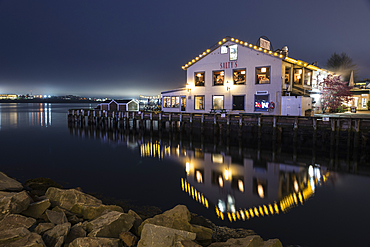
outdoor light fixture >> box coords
[226,81,230,91]
[186,83,191,92]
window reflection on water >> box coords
[68,125,333,223]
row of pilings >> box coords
[67,109,370,152]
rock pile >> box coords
[0,171,283,247]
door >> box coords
[181,96,186,111]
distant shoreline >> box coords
[0,99,98,104]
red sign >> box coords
[220,61,237,69]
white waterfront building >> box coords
[162,36,332,116]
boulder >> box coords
[69,203,123,220]
[128,209,142,236]
[208,235,283,247]
[64,225,86,246]
[0,214,36,231]
[68,237,122,247]
[45,209,68,225]
[34,223,55,235]
[86,211,135,238]
[43,222,71,247]
[138,204,213,242]
[67,214,83,225]
[119,231,138,247]
[45,188,102,211]
[0,191,32,220]
[174,234,203,247]
[213,226,256,242]
[21,199,51,219]
[0,227,46,247]
[137,223,196,247]
[0,172,23,192]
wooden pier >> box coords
[68,109,370,150]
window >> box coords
[212,95,224,110]
[213,71,224,86]
[221,46,228,54]
[163,96,171,108]
[256,67,270,84]
[293,68,302,84]
[194,96,205,110]
[254,94,269,112]
[304,70,312,86]
[233,95,245,110]
[229,44,238,60]
[284,67,291,83]
[194,72,205,86]
[171,96,179,108]
[233,69,246,85]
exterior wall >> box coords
[281,96,312,116]
[163,42,283,114]
[127,101,139,111]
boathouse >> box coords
[162,36,333,116]
[96,99,139,112]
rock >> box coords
[0,214,36,231]
[86,211,135,238]
[24,178,62,193]
[68,237,122,247]
[0,191,32,220]
[174,234,203,247]
[213,226,256,242]
[51,206,75,217]
[191,224,213,241]
[67,214,83,225]
[137,223,196,247]
[34,223,55,235]
[208,235,265,247]
[64,225,86,246]
[261,239,283,247]
[0,172,23,192]
[119,231,138,247]
[43,222,71,247]
[69,203,123,220]
[138,204,213,242]
[45,209,68,225]
[138,206,193,235]
[21,199,51,219]
[45,188,102,211]
[128,209,142,236]
[0,227,46,247]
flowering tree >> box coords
[318,75,353,113]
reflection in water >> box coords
[0,103,52,129]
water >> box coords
[1,103,370,247]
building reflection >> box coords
[67,126,332,223]
[0,103,52,129]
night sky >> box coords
[1,0,369,98]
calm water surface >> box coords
[0,103,369,247]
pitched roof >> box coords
[181,36,329,73]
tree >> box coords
[325,52,357,82]
[319,75,353,113]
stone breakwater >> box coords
[0,171,283,247]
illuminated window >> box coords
[221,46,228,54]
[171,96,179,108]
[233,69,246,85]
[194,72,205,86]
[253,178,267,198]
[229,44,238,60]
[293,68,302,84]
[212,154,223,163]
[304,70,312,86]
[284,67,291,84]
[213,71,224,86]
[163,96,171,108]
[212,95,224,110]
[256,67,270,84]
[232,95,245,110]
[254,94,269,112]
[194,95,205,110]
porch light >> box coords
[186,83,192,92]
[226,81,230,91]
[224,169,231,180]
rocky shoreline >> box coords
[0,171,283,247]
